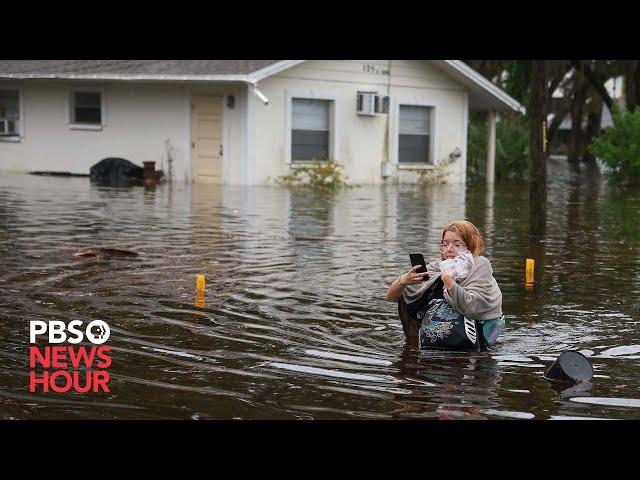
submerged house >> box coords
[0,60,523,185]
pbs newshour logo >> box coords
[29,320,112,393]
[30,320,110,344]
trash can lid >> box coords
[558,351,593,381]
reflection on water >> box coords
[1,157,640,419]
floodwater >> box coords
[1,157,639,420]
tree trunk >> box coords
[529,60,548,237]
[568,78,586,163]
[548,101,570,151]
[583,109,602,163]
[575,60,614,112]
[624,61,639,111]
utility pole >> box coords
[529,60,548,236]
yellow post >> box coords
[525,258,535,283]
[196,274,206,294]
[196,274,206,306]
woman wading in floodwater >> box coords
[386,220,504,350]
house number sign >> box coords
[362,64,389,75]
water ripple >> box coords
[2,159,640,419]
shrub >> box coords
[275,158,356,191]
[589,104,640,185]
[416,157,455,185]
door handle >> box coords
[219,145,223,156]
[191,141,195,149]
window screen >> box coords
[292,98,330,162]
[399,105,432,164]
[0,90,20,136]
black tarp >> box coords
[90,158,144,186]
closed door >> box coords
[191,95,223,183]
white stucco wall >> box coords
[0,80,246,185]
[249,60,468,185]
[0,81,186,181]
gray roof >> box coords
[0,59,524,113]
[0,60,281,77]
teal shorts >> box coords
[480,316,505,347]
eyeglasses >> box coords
[439,242,467,252]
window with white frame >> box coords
[71,91,102,125]
[291,98,330,162]
[398,105,433,164]
[0,90,20,137]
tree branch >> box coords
[547,62,572,101]
[548,102,570,146]
[572,60,614,111]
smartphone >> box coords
[409,253,428,278]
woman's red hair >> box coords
[442,220,484,256]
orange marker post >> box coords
[195,274,206,307]
[196,274,206,295]
[525,258,535,284]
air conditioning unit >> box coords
[0,118,17,136]
[357,92,376,116]
[357,92,390,116]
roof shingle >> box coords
[0,60,281,77]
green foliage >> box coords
[495,115,530,182]
[506,61,532,108]
[467,112,488,181]
[589,104,640,185]
[275,158,357,191]
[467,113,530,183]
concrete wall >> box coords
[250,60,468,185]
